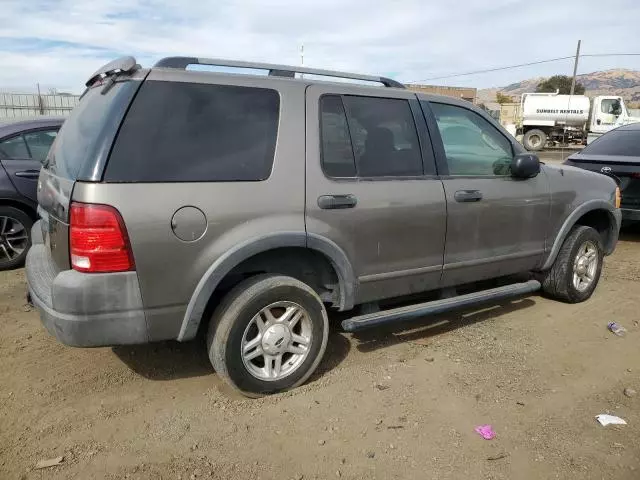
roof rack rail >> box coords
[154,56,405,89]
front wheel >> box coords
[540,226,604,303]
[207,275,329,397]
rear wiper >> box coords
[101,75,118,95]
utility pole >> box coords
[569,40,581,96]
[36,82,44,115]
[300,43,304,67]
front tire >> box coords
[540,226,604,303]
[207,275,329,397]
[0,206,33,271]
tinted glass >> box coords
[47,81,138,179]
[106,81,280,182]
[343,96,423,177]
[0,135,29,159]
[429,102,513,176]
[320,95,356,177]
[582,130,640,156]
[24,130,58,163]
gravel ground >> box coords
[1,228,639,479]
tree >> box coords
[496,92,513,104]
[536,75,585,95]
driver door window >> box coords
[429,102,513,176]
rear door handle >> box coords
[15,170,40,179]
[454,190,483,202]
[318,194,357,210]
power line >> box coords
[409,53,640,83]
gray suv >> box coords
[26,56,621,396]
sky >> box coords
[1,0,640,93]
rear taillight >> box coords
[70,202,135,273]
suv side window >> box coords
[106,81,280,182]
[320,96,357,177]
[0,135,29,160]
[429,102,513,176]
[24,130,58,163]
[320,95,423,178]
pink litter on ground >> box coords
[474,425,495,440]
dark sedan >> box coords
[564,123,640,223]
[0,117,64,269]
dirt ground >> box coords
[1,229,639,480]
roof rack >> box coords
[154,56,405,89]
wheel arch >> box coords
[177,233,356,341]
[0,197,38,220]
[539,200,621,271]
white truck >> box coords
[514,91,640,151]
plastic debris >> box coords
[487,452,509,461]
[35,456,64,469]
[607,322,627,337]
[474,425,495,440]
[596,414,627,426]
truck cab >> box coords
[588,96,640,143]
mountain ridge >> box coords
[477,69,640,106]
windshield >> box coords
[44,80,140,180]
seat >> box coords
[359,127,395,177]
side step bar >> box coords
[341,280,541,332]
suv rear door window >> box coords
[320,95,423,178]
[105,81,280,182]
[320,96,357,177]
[344,96,423,177]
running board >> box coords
[341,280,541,332]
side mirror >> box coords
[511,153,540,179]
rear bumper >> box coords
[25,223,150,347]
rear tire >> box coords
[207,274,329,397]
[540,226,604,303]
[523,129,547,151]
[0,206,33,271]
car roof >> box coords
[614,122,640,132]
[0,116,65,138]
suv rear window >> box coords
[105,81,280,182]
[46,81,139,180]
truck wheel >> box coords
[523,129,547,151]
[207,274,329,397]
[540,226,604,303]
[0,206,33,271]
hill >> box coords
[478,69,640,106]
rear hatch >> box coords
[565,154,640,210]
[38,62,145,270]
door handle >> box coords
[318,194,357,210]
[15,170,40,179]
[454,190,483,202]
